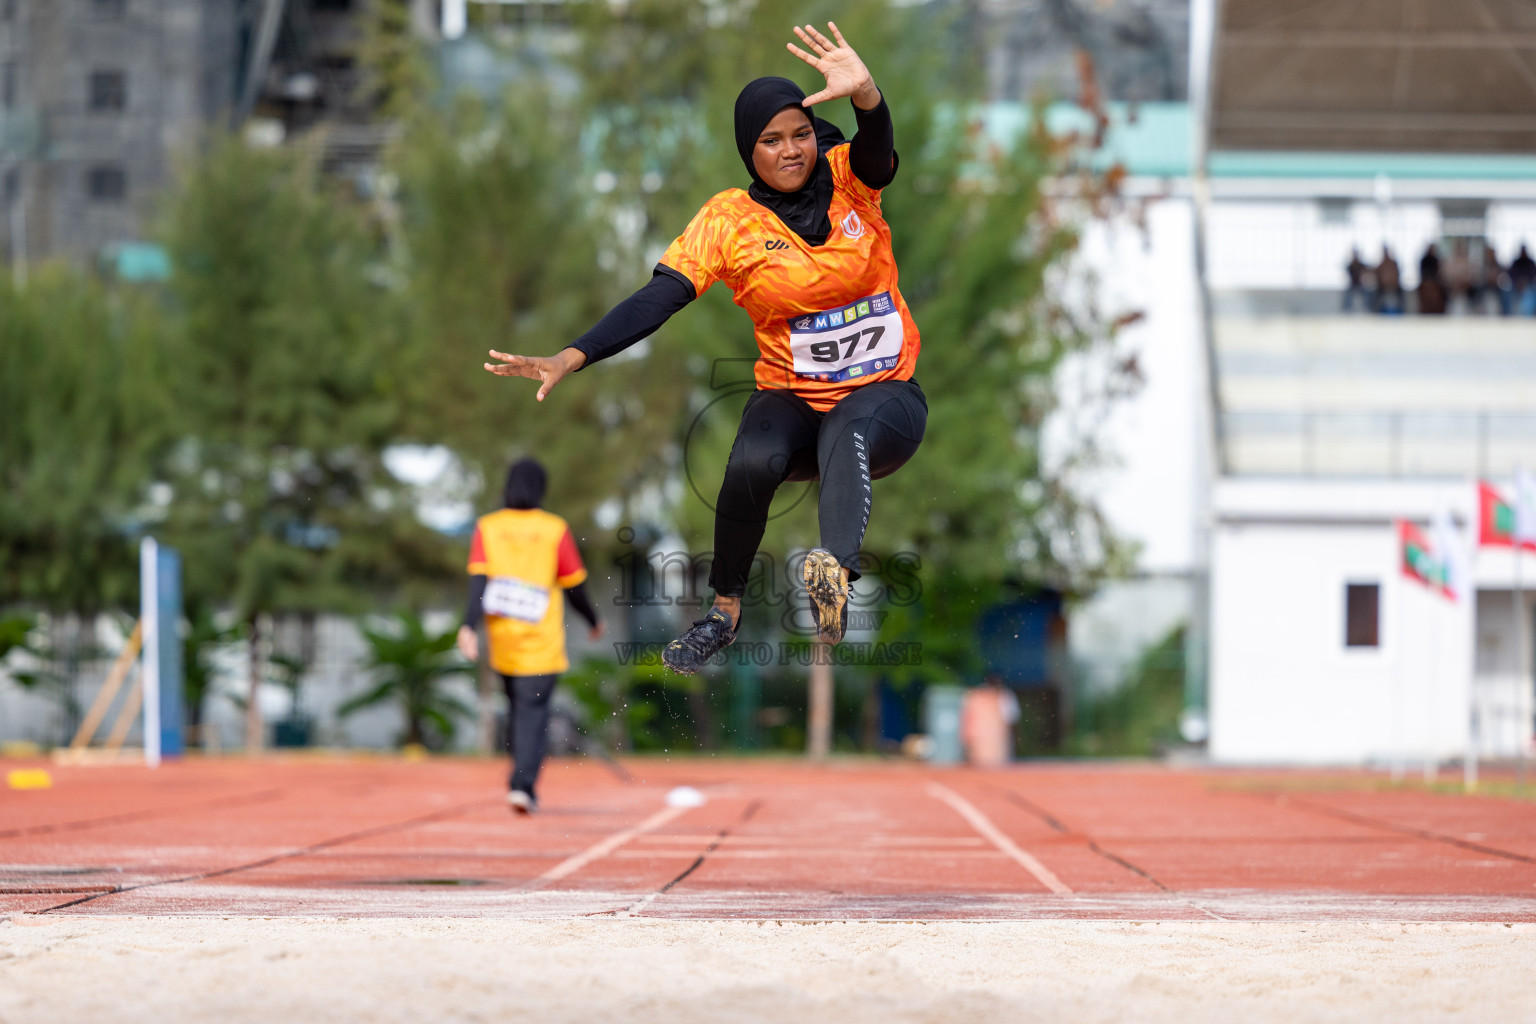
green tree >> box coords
[384,86,687,558]
[0,614,32,659]
[0,268,166,612]
[153,137,455,637]
[357,0,435,119]
[338,610,473,748]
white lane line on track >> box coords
[615,890,663,918]
[531,804,689,887]
[927,783,1073,895]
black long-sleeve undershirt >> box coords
[567,96,896,370]
[464,576,600,631]
[465,574,487,629]
[847,95,897,190]
[568,268,695,369]
[564,582,600,629]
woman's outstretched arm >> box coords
[849,96,895,190]
[483,268,694,399]
[567,268,695,367]
[787,22,893,188]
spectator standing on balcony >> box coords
[1445,239,1475,314]
[1342,247,1373,313]
[1510,244,1536,315]
[1417,243,1446,315]
[1374,246,1403,314]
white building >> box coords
[1193,0,1536,765]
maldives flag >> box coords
[1478,480,1536,551]
[1400,520,1456,600]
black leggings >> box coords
[501,673,557,797]
[709,379,927,596]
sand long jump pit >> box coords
[3,756,1535,1021]
[3,917,1535,1024]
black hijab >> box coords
[502,458,547,510]
[734,76,845,246]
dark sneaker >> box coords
[802,548,848,645]
[662,607,738,675]
[507,790,537,815]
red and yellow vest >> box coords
[467,508,587,675]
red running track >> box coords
[3,756,1535,921]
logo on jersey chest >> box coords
[764,239,790,251]
[839,210,865,240]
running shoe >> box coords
[507,789,537,815]
[662,607,738,675]
[802,548,849,645]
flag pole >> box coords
[1392,573,1405,783]
[1513,467,1532,791]
[1466,496,1480,793]
[1426,597,1439,785]
[1516,542,1526,790]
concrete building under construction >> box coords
[0,0,426,274]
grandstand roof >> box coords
[1212,0,1536,153]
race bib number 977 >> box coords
[787,292,904,383]
[483,577,551,624]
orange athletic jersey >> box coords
[659,144,920,412]
[467,508,588,676]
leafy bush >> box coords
[339,611,473,750]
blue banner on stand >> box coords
[140,538,185,763]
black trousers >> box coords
[500,673,557,797]
[709,379,927,597]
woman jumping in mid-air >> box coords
[486,23,926,675]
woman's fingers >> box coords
[804,22,837,52]
[536,364,569,402]
[482,348,565,401]
[790,20,861,106]
[485,349,525,371]
[786,41,821,69]
[484,350,543,379]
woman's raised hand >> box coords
[483,347,586,402]
[787,22,880,110]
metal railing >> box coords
[1223,410,1536,478]
[1205,201,1536,293]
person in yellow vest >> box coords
[456,459,603,814]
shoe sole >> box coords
[802,549,848,645]
[662,642,700,676]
